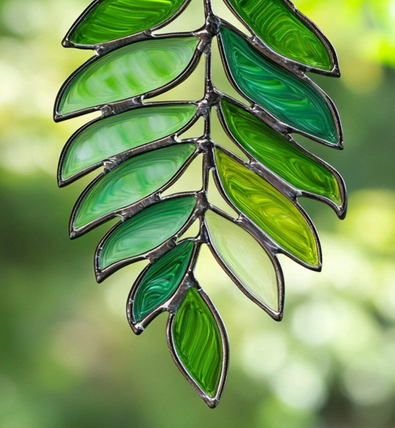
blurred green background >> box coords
[1,0,395,426]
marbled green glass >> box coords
[61,104,196,181]
[225,0,332,70]
[215,148,319,266]
[220,99,342,205]
[205,210,278,311]
[58,36,199,116]
[70,0,188,45]
[74,144,195,229]
[219,26,338,144]
[133,240,194,322]
[56,0,346,408]
[99,196,196,269]
[172,287,222,397]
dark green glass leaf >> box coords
[219,98,343,209]
[218,26,339,145]
[205,210,281,316]
[98,196,196,271]
[69,0,190,46]
[132,240,194,323]
[214,148,319,267]
[60,104,196,183]
[225,0,333,71]
[171,287,223,398]
[73,144,195,231]
[57,36,199,117]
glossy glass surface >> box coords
[132,240,194,322]
[215,148,319,266]
[220,99,341,205]
[61,104,196,181]
[99,196,196,269]
[74,144,195,229]
[219,27,338,144]
[70,0,188,45]
[172,287,222,397]
[226,0,332,70]
[58,37,199,116]
[205,210,278,311]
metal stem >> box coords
[196,0,216,245]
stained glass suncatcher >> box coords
[54,0,347,407]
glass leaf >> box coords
[59,103,197,184]
[214,147,320,268]
[224,0,336,73]
[218,26,340,146]
[168,286,227,407]
[67,0,191,47]
[129,240,195,325]
[96,195,197,279]
[55,36,199,119]
[71,144,195,234]
[205,209,282,318]
[218,98,346,217]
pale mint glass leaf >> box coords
[205,210,280,314]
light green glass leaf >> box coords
[60,104,197,183]
[68,0,190,46]
[132,240,194,323]
[57,36,199,117]
[214,148,320,267]
[205,210,280,315]
[73,144,195,231]
[225,0,334,71]
[219,98,344,210]
[98,195,196,271]
[171,287,223,399]
[218,26,339,145]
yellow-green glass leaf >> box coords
[61,104,196,182]
[172,287,223,398]
[99,196,196,269]
[215,148,319,267]
[205,210,278,311]
[225,0,333,71]
[69,0,189,46]
[74,144,195,230]
[132,240,194,323]
[58,36,199,117]
[220,99,341,206]
[219,27,338,145]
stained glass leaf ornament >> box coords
[55,0,347,407]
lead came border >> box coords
[55,0,347,407]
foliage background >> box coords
[1,0,395,426]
